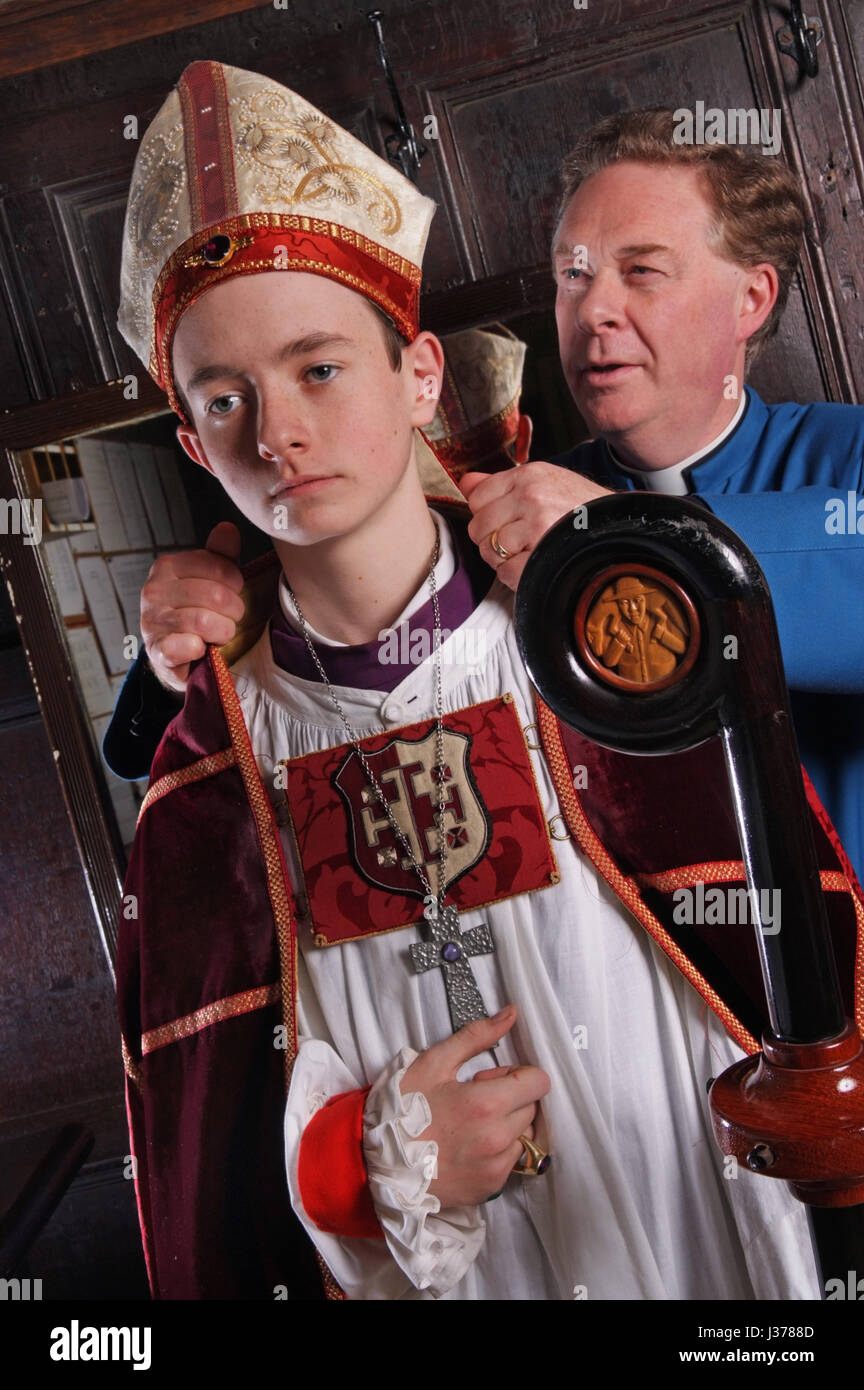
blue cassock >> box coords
[552,383,864,886]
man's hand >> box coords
[400,1006,550,1207]
[141,521,246,693]
[460,464,613,590]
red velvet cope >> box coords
[298,1087,384,1239]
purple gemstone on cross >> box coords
[536,1153,552,1175]
[410,901,496,1033]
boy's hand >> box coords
[459,465,612,591]
[141,521,246,693]
[400,1005,550,1207]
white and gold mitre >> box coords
[117,59,436,419]
[425,324,527,475]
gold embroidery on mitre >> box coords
[232,90,402,236]
[118,124,187,359]
[133,134,186,259]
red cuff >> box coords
[297,1087,384,1239]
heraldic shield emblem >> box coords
[278,695,559,945]
[333,725,490,898]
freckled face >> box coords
[171,271,422,545]
[553,162,748,444]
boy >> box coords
[117,60,861,1300]
[101,324,531,780]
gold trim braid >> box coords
[141,982,280,1055]
[121,1034,142,1087]
[210,647,300,1075]
[317,1252,347,1301]
[637,862,856,897]
[138,747,237,823]
[636,861,745,892]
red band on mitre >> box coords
[297,1087,384,1239]
[178,60,240,229]
[432,397,522,475]
[151,216,422,421]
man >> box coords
[460,108,864,883]
[116,64,861,1301]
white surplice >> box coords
[229,512,820,1302]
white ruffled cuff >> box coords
[362,1046,486,1298]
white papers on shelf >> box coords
[40,476,91,525]
[67,626,115,717]
[129,443,175,547]
[76,555,129,674]
[107,552,154,637]
[154,447,196,546]
[42,537,86,618]
[68,530,100,554]
[75,439,128,552]
[102,441,154,550]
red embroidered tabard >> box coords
[280,695,558,946]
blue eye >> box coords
[207,394,239,416]
[306,363,339,382]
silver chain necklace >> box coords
[282,518,497,1037]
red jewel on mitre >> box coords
[197,232,242,266]
[202,233,231,263]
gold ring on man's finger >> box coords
[489,530,511,561]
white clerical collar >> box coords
[609,392,747,495]
[278,507,456,646]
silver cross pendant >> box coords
[409,896,496,1034]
